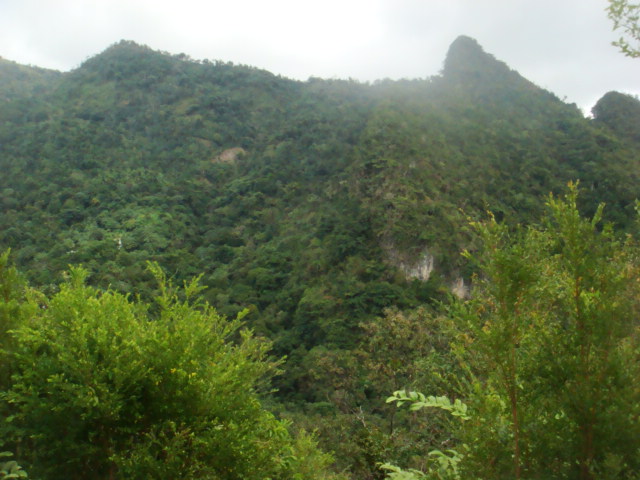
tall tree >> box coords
[383,186,640,480]
[454,185,640,479]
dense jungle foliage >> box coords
[1,36,639,478]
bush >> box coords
[1,262,339,479]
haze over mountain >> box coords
[4,0,639,114]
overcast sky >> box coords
[1,0,638,113]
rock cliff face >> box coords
[400,252,435,281]
[383,243,435,281]
[213,147,246,164]
[384,247,469,298]
[387,248,469,298]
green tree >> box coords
[455,184,640,479]
[592,91,640,143]
[382,186,640,480]
[0,250,35,393]
[0,263,341,480]
[539,189,640,479]
[607,0,640,57]
[455,217,544,479]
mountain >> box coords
[0,37,638,318]
[1,36,637,316]
[443,35,523,83]
[2,35,640,477]
[1,34,638,384]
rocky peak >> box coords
[442,35,515,84]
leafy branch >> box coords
[382,392,469,479]
[0,453,27,479]
[607,0,640,58]
[386,391,470,420]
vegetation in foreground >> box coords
[0,255,343,480]
[0,186,638,479]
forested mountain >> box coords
[1,36,639,479]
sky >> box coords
[1,0,638,113]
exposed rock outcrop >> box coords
[212,147,246,164]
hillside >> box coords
[1,36,640,477]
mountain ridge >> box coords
[1,36,623,114]
[1,34,638,410]
[1,36,635,283]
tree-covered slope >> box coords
[1,35,638,374]
[592,90,640,143]
[0,56,60,101]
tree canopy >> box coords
[0,260,342,480]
